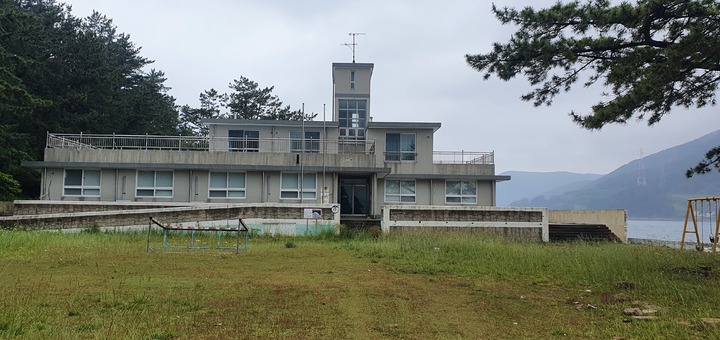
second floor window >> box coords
[289,131,320,153]
[229,130,259,152]
[385,133,416,161]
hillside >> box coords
[507,130,720,219]
[496,172,602,206]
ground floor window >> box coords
[63,169,101,196]
[209,172,246,198]
[385,179,416,203]
[136,171,173,197]
[281,173,316,199]
[446,181,477,204]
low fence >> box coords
[148,217,249,253]
[382,205,549,242]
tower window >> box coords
[350,71,355,89]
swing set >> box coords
[681,197,720,253]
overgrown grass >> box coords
[1,229,720,339]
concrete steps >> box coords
[549,223,621,242]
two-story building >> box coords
[24,62,510,223]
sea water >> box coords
[627,219,716,242]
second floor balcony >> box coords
[47,133,376,154]
[46,133,495,164]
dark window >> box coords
[385,133,416,161]
[229,130,259,152]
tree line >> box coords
[0,0,305,199]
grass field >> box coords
[2,229,720,339]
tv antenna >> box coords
[342,33,365,63]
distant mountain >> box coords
[497,171,602,206]
[506,130,720,219]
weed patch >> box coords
[2,230,720,338]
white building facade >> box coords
[24,62,510,221]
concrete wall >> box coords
[382,205,549,241]
[549,209,627,242]
[0,202,12,216]
[44,149,378,170]
[1,202,341,236]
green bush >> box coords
[0,172,21,201]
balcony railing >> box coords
[47,133,376,154]
[433,151,494,165]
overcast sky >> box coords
[63,0,720,175]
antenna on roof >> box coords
[342,33,365,63]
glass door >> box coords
[340,177,370,216]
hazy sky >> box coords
[63,0,720,175]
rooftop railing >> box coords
[433,151,494,165]
[46,133,376,154]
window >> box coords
[385,180,416,203]
[209,172,246,198]
[229,130,259,152]
[338,99,367,140]
[136,171,173,197]
[350,70,355,89]
[280,173,316,199]
[385,133,416,161]
[63,169,100,196]
[289,131,320,153]
[446,181,477,204]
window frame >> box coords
[63,169,101,197]
[445,180,478,204]
[384,179,416,203]
[385,133,416,162]
[136,170,174,198]
[208,172,246,199]
[280,172,317,199]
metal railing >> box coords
[46,133,376,154]
[433,151,494,165]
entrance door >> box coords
[340,177,370,216]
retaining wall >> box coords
[382,205,549,242]
[0,202,340,237]
[0,202,12,216]
[549,210,627,242]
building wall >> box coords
[367,127,435,170]
[44,149,378,170]
[42,168,337,205]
